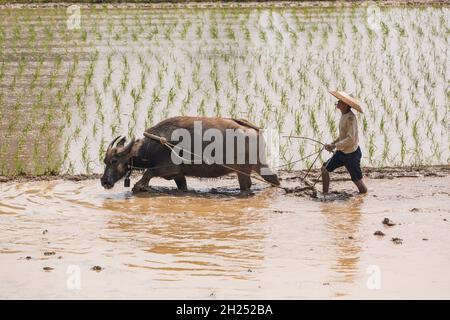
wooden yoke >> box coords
[143,132,167,145]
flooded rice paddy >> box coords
[1,173,449,299]
[0,3,448,175]
[0,2,449,299]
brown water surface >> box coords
[0,175,449,299]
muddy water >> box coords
[0,175,449,299]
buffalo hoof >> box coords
[237,190,254,197]
[132,184,151,193]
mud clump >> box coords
[391,237,403,245]
[283,186,318,199]
[374,230,385,237]
[1,165,448,184]
[283,186,314,194]
[382,218,396,227]
[284,185,355,202]
[320,191,354,202]
[91,266,103,272]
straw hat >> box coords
[329,91,363,113]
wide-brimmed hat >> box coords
[329,91,363,113]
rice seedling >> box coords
[412,119,421,165]
[0,24,4,47]
[431,139,442,163]
[214,99,223,117]
[166,86,176,109]
[81,137,92,174]
[94,89,104,126]
[180,89,192,115]
[120,71,130,94]
[259,29,267,43]
[0,93,3,122]
[112,88,121,116]
[193,22,203,40]
[308,109,319,138]
[368,132,376,166]
[0,61,4,83]
[381,132,391,167]
[0,5,447,175]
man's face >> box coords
[336,100,350,113]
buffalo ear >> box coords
[116,137,135,157]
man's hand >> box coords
[325,143,336,152]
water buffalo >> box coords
[100,116,280,192]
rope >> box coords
[275,149,321,169]
[282,135,326,147]
[143,132,284,189]
[131,150,322,172]
[142,131,330,192]
[283,135,336,190]
[302,146,324,181]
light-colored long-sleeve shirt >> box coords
[333,111,359,154]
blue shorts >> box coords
[323,146,363,181]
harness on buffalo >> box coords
[141,132,329,191]
[124,157,132,188]
[121,132,330,193]
[142,132,288,189]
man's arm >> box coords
[325,138,340,152]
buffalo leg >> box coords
[254,164,280,186]
[237,171,252,191]
[132,169,154,192]
[174,176,187,191]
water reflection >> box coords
[321,196,364,295]
[101,190,272,280]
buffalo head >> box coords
[101,135,136,189]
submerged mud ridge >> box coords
[281,165,450,182]
[133,182,352,201]
[0,173,103,183]
[1,165,448,184]
[1,165,448,204]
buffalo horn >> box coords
[117,136,135,157]
[107,135,123,151]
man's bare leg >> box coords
[354,179,367,194]
[321,165,330,194]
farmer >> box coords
[321,91,368,194]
